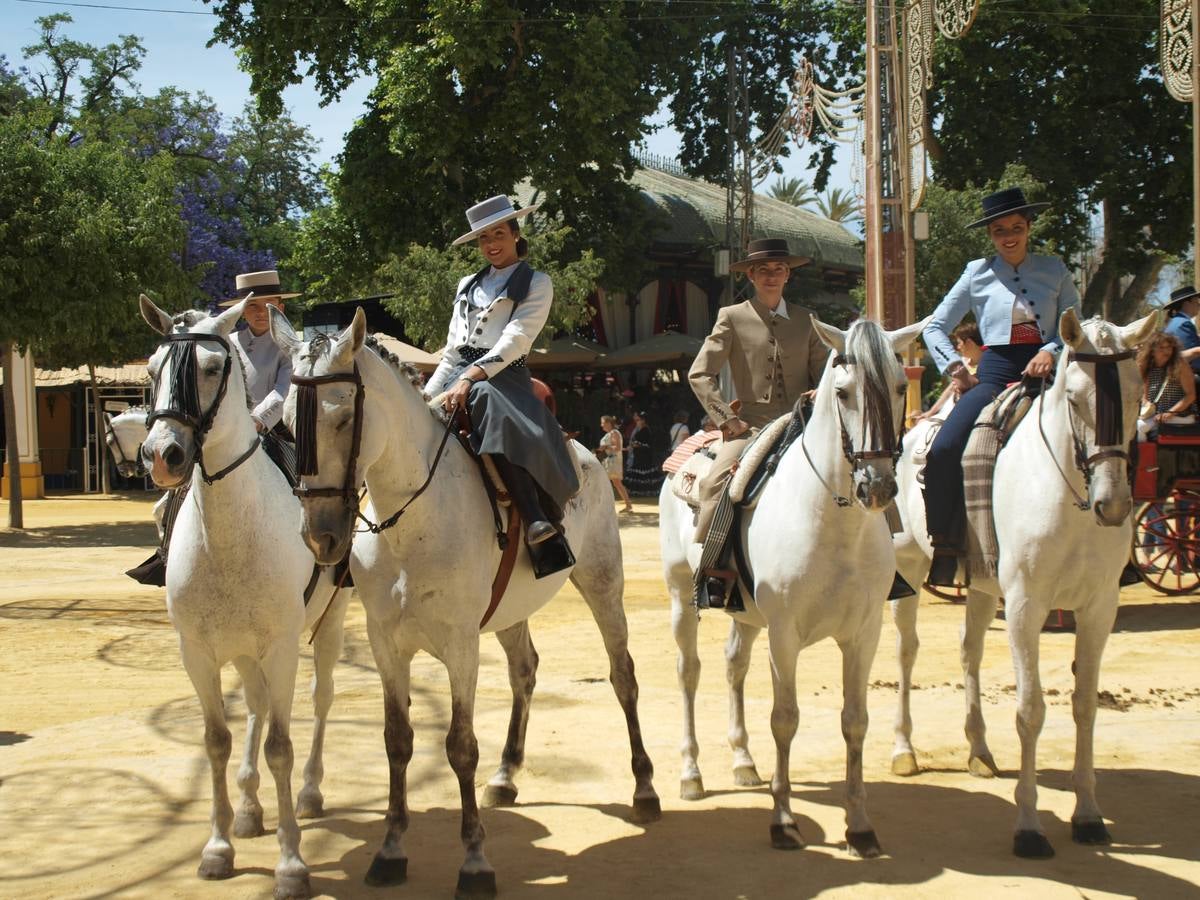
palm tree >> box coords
[816,187,861,224]
[768,176,816,209]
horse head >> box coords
[1057,307,1159,526]
[104,407,149,478]
[139,294,248,489]
[811,315,929,511]
[269,306,371,564]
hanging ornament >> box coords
[934,0,980,40]
[1162,0,1194,102]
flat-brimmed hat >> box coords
[219,270,300,307]
[729,238,811,274]
[1149,284,1200,310]
[967,187,1050,229]
[452,195,542,246]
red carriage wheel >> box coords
[1131,491,1200,596]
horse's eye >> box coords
[204,364,221,376]
[334,415,352,433]
[836,387,849,401]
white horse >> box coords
[660,316,926,853]
[139,296,352,899]
[891,309,1155,857]
[103,406,174,540]
[268,307,659,898]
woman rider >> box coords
[922,187,1081,586]
[426,195,579,569]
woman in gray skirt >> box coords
[426,195,580,554]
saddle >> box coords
[962,380,1039,580]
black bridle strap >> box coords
[199,436,261,484]
[291,368,365,507]
[354,414,457,534]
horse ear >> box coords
[1119,310,1160,348]
[812,314,846,354]
[888,315,932,353]
[1059,307,1084,347]
[267,306,301,358]
[213,298,247,335]
[350,307,367,353]
[139,293,173,335]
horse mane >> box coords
[363,334,424,390]
[845,319,898,453]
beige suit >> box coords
[688,297,829,541]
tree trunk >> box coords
[1114,255,1168,323]
[1081,256,1119,318]
[89,363,111,495]
[2,343,24,529]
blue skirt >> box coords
[446,359,579,509]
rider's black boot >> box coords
[492,455,556,545]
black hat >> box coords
[729,238,812,273]
[966,187,1050,229]
[1152,284,1200,310]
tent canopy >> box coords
[528,338,608,368]
[597,331,702,368]
[373,334,442,372]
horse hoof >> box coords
[733,765,764,787]
[455,869,497,900]
[891,752,920,777]
[482,783,518,808]
[1071,819,1112,845]
[632,795,662,824]
[197,854,235,880]
[846,829,884,859]
[770,823,805,850]
[680,776,705,801]
[1013,830,1055,859]
[968,753,1000,778]
[233,811,265,838]
[295,789,324,819]
[364,854,408,887]
[273,871,312,900]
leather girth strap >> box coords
[481,504,521,629]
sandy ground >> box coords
[1,494,1198,900]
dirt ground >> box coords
[1,494,1198,900]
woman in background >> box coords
[597,415,633,512]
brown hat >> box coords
[729,238,811,273]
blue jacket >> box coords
[923,254,1081,374]
[1163,310,1200,375]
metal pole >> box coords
[864,0,883,321]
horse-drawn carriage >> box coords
[1129,425,1200,595]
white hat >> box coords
[219,270,301,306]
[451,195,541,246]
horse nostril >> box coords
[163,443,185,468]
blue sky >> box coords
[1,0,855,199]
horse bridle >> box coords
[1038,347,1137,510]
[146,331,260,485]
[798,353,904,508]
[290,366,456,534]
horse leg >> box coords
[726,618,764,786]
[482,621,538,808]
[231,655,267,837]
[443,633,496,899]
[363,624,414,887]
[840,631,883,858]
[1069,600,1117,846]
[260,640,310,900]
[1007,595,1054,859]
[889,592,920,776]
[179,638,236,880]
[670,581,704,800]
[572,559,661,823]
[766,627,804,850]
[298,588,349,819]
[963,589,1000,777]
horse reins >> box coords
[1036,347,1136,510]
[147,331,261,485]
[290,366,457,534]
[796,353,904,508]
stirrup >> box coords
[927,550,969,589]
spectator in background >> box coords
[669,410,692,450]
[914,321,984,423]
[597,415,633,512]
[624,410,661,495]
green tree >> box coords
[768,176,816,209]
[926,0,1190,319]
[816,187,860,225]
[377,227,604,351]
[0,115,191,511]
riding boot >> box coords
[490,455,556,545]
[927,538,969,589]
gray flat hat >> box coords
[452,195,542,246]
